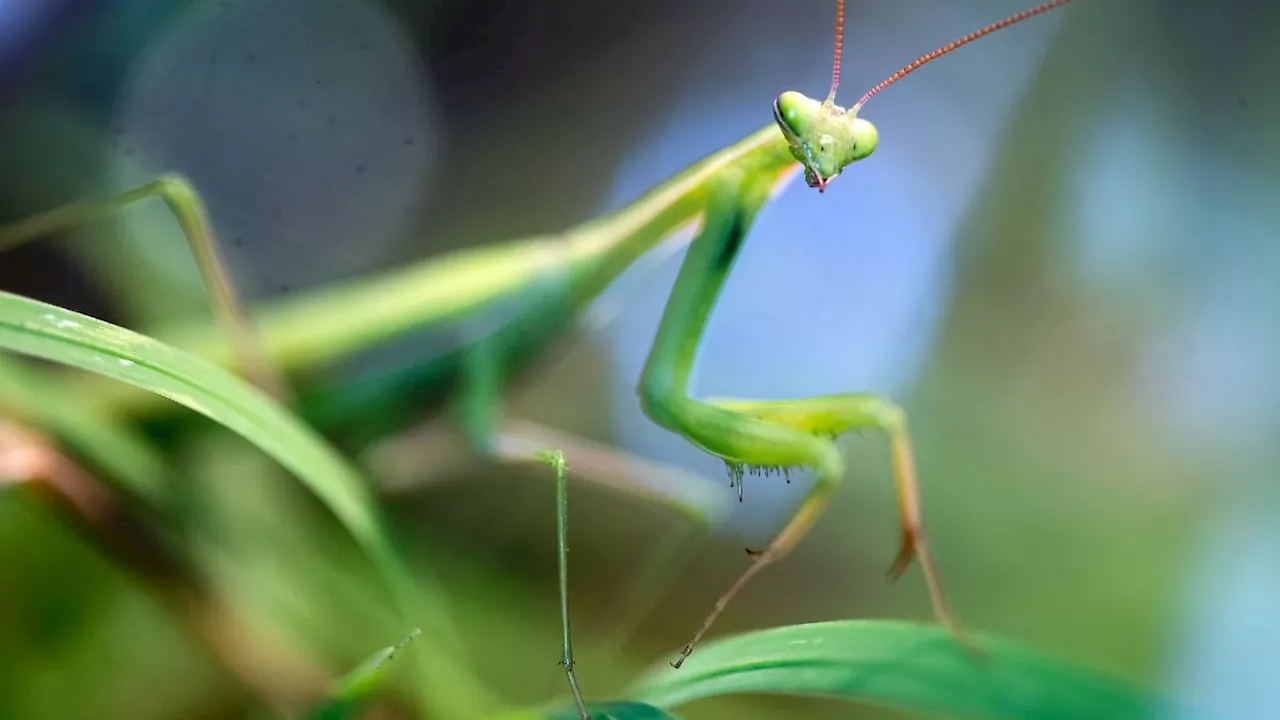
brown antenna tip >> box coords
[825,0,846,104]
[852,0,1076,113]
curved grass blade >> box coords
[304,629,421,720]
[0,291,494,720]
[628,620,1174,720]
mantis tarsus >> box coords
[0,0,1077,716]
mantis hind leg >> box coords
[0,176,287,400]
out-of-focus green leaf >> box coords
[0,291,495,720]
[492,701,684,720]
[0,292,381,546]
[628,620,1172,720]
[304,629,421,720]
[556,702,684,720]
[0,353,166,503]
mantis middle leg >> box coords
[538,448,592,720]
[451,329,731,651]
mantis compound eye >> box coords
[772,90,878,191]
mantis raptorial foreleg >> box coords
[0,176,287,401]
[695,394,959,654]
[636,177,958,666]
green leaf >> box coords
[555,702,683,720]
[492,701,683,720]
[0,291,494,720]
[628,620,1173,720]
[0,353,167,503]
[0,292,381,546]
[304,629,421,720]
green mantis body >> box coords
[0,0,1078,714]
[34,127,788,429]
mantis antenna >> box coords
[823,0,845,105]
[851,0,1077,113]
[775,0,1077,191]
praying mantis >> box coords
[0,0,1078,717]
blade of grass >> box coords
[0,290,495,720]
[304,629,422,720]
[628,620,1176,720]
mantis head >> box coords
[778,0,1075,193]
[772,91,877,192]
